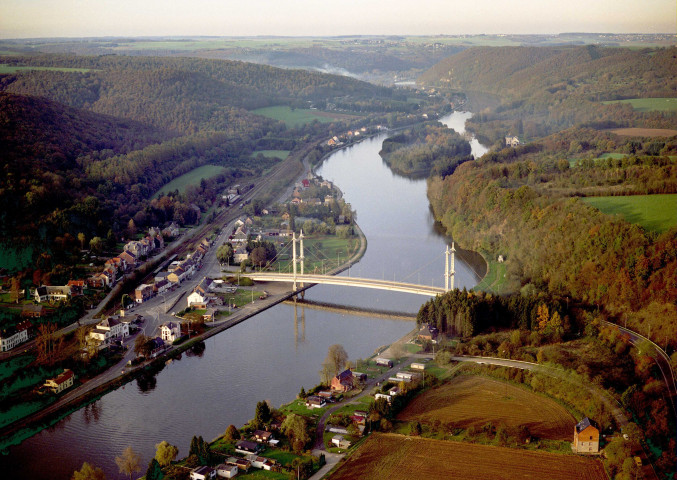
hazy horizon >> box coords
[1,0,674,40]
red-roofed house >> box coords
[44,369,75,394]
[331,369,354,392]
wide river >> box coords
[1,112,487,479]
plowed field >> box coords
[329,433,607,480]
[397,375,575,440]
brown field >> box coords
[607,127,677,137]
[328,433,607,480]
[397,375,575,440]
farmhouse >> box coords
[44,369,75,394]
[331,369,354,392]
[573,417,600,454]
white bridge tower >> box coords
[445,242,456,292]
[291,231,305,292]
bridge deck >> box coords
[248,273,446,296]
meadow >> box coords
[328,433,607,480]
[251,106,345,127]
[254,150,290,159]
[582,193,677,233]
[601,97,677,113]
[152,164,227,199]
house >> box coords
[154,279,170,295]
[235,440,262,455]
[44,369,75,394]
[187,290,207,307]
[163,222,180,238]
[89,316,129,344]
[35,286,71,303]
[331,435,351,449]
[226,457,250,472]
[160,322,182,343]
[87,273,110,288]
[331,369,354,392]
[0,323,30,352]
[119,251,137,268]
[301,179,310,189]
[573,417,600,454]
[234,246,249,264]
[67,280,85,296]
[203,308,215,322]
[252,430,274,443]
[134,284,154,303]
[417,324,438,343]
[194,277,214,296]
[375,357,393,368]
[245,455,274,470]
[190,466,216,480]
[305,395,326,409]
[375,393,393,403]
[21,304,43,318]
[215,463,238,478]
[505,135,521,147]
[167,267,185,284]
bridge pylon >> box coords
[445,242,456,292]
[291,231,306,295]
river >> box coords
[0,112,486,479]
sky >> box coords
[0,0,674,39]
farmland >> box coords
[601,97,677,113]
[397,375,575,440]
[328,433,607,480]
[152,164,228,198]
[582,193,677,233]
[606,127,677,138]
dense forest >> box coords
[419,46,677,144]
[378,122,472,177]
[0,53,413,272]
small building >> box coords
[0,324,30,352]
[44,369,75,394]
[226,457,250,472]
[375,357,393,368]
[160,322,182,343]
[215,464,238,478]
[331,435,351,449]
[351,371,367,383]
[417,324,439,343]
[21,304,43,318]
[410,362,426,371]
[252,430,274,443]
[326,425,349,434]
[505,135,521,147]
[246,455,274,471]
[331,369,354,392]
[305,395,327,409]
[190,466,216,480]
[375,393,393,404]
[573,417,600,454]
[235,440,262,455]
[134,284,154,303]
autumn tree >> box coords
[9,276,20,304]
[72,462,106,480]
[281,413,310,453]
[77,232,86,250]
[223,425,240,442]
[154,440,179,467]
[115,446,141,480]
[324,344,348,377]
[36,322,63,365]
[89,236,104,253]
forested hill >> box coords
[418,46,677,143]
[0,54,394,134]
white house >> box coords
[160,322,182,343]
[187,290,207,307]
[246,455,274,471]
[215,464,238,478]
[0,326,29,352]
[190,466,216,480]
[331,435,351,449]
[44,369,75,394]
[89,316,129,344]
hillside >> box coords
[0,54,398,134]
[419,46,677,143]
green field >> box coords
[568,152,628,168]
[474,260,507,293]
[0,64,93,73]
[251,106,340,127]
[582,194,677,233]
[254,150,290,159]
[601,97,677,112]
[153,164,227,199]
